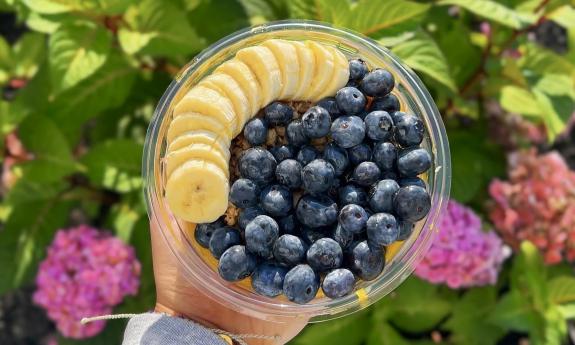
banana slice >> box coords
[215,60,261,116]
[165,143,229,178]
[167,130,231,161]
[199,74,251,131]
[305,41,335,101]
[165,159,229,223]
[262,39,299,100]
[173,85,237,137]
[167,113,231,144]
[236,46,282,106]
[290,41,315,101]
[315,46,350,100]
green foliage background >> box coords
[0,0,574,344]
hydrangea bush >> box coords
[489,150,575,264]
[33,226,140,338]
[415,201,506,289]
[0,0,574,344]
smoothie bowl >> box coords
[143,20,450,322]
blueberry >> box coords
[364,111,394,141]
[322,268,355,299]
[371,94,400,113]
[317,97,341,118]
[286,119,309,147]
[351,161,381,187]
[347,240,384,281]
[366,213,398,247]
[397,148,431,177]
[301,226,329,244]
[399,177,426,189]
[218,245,257,282]
[229,178,260,208]
[348,59,369,81]
[276,159,303,189]
[360,69,394,97]
[338,184,368,206]
[243,118,268,146]
[239,147,277,185]
[307,238,343,271]
[369,179,400,213]
[270,145,296,162]
[327,176,342,201]
[335,87,366,115]
[238,206,265,230]
[394,114,424,147]
[381,170,398,180]
[302,106,331,138]
[397,220,415,241]
[260,184,293,217]
[264,101,294,126]
[332,223,354,250]
[331,116,366,148]
[194,218,225,248]
[296,195,338,228]
[347,143,372,166]
[297,145,319,165]
[301,159,336,194]
[245,215,280,258]
[251,263,288,297]
[391,111,406,124]
[393,186,431,222]
[277,214,298,235]
[273,234,307,267]
[283,264,319,304]
[338,204,368,234]
[209,227,242,259]
[372,142,397,171]
[323,143,349,176]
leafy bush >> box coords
[0,0,574,344]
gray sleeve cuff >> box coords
[122,313,227,345]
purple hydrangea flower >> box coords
[415,201,507,289]
[33,225,141,339]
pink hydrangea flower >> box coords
[415,201,506,289]
[33,225,141,339]
[489,150,575,264]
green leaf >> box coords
[25,11,65,34]
[22,0,74,14]
[437,0,534,29]
[512,241,548,310]
[367,322,410,345]
[48,54,137,144]
[49,20,111,92]
[488,290,534,332]
[499,85,542,117]
[12,32,47,78]
[520,43,575,77]
[118,29,155,55]
[548,5,575,28]
[287,0,319,20]
[558,304,575,319]
[16,115,77,182]
[379,277,452,333]
[0,35,13,71]
[0,199,73,293]
[123,0,205,56]
[548,276,575,305]
[187,0,249,44]
[345,0,430,38]
[443,287,505,345]
[291,310,371,345]
[391,31,457,92]
[239,0,287,24]
[80,139,143,193]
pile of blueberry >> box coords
[194,59,432,304]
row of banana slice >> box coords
[165,39,350,223]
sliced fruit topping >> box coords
[165,160,229,223]
[290,41,316,100]
[165,143,230,178]
[305,41,335,101]
[167,112,231,144]
[214,60,262,115]
[262,39,300,100]
[167,130,230,160]
[236,46,283,106]
[199,73,251,131]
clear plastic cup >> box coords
[143,20,451,322]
